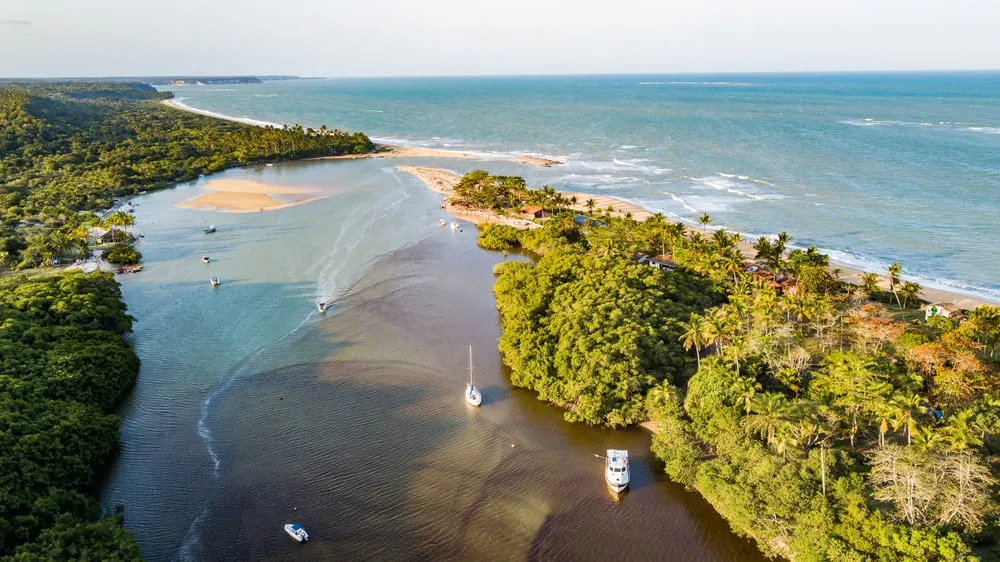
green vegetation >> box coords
[0,272,142,559]
[103,243,142,265]
[0,81,375,270]
[463,169,1000,561]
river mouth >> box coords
[101,158,763,561]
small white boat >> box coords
[266,163,275,167]
[204,225,216,234]
[450,221,460,231]
[202,256,211,264]
[439,218,446,226]
[317,302,327,313]
[465,345,482,407]
[605,449,630,493]
[210,277,221,287]
[283,523,308,543]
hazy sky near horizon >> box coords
[1,0,999,77]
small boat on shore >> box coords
[605,449,630,493]
[465,345,482,407]
[202,256,211,264]
[210,277,221,287]
[317,302,327,313]
[204,225,216,234]
[283,523,308,543]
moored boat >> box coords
[204,225,216,234]
[605,449,629,493]
[317,302,327,313]
[439,218,446,226]
[210,276,221,287]
[202,256,211,264]
[465,345,482,407]
[450,221,460,231]
[283,523,308,542]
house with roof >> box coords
[521,205,552,219]
[87,227,116,245]
[648,254,676,271]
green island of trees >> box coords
[0,272,143,560]
[1,81,375,270]
[461,170,1000,561]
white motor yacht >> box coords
[605,449,630,493]
[283,523,308,542]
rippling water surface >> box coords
[101,157,763,560]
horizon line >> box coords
[3,68,1000,81]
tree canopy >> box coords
[0,272,142,558]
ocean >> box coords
[164,72,1000,303]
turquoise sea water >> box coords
[166,72,1000,302]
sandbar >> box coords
[179,179,325,213]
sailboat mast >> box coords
[468,345,473,385]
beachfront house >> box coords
[648,254,676,271]
[86,227,116,245]
[924,302,961,321]
[521,205,552,219]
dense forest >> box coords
[463,170,1000,560]
[0,272,143,560]
[0,81,375,270]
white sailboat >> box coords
[605,449,630,493]
[465,345,482,407]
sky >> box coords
[2,0,999,77]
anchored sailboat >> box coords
[465,345,482,407]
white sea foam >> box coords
[965,126,1000,135]
[662,192,700,214]
[639,81,755,87]
[618,145,639,150]
[253,94,278,98]
[166,98,284,128]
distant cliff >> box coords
[147,76,263,86]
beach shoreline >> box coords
[400,165,993,310]
[163,98,994,310]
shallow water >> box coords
[101,157,763,561]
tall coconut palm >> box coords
[679,313,708,369]
[698,212,712,234]
[887,262,903,308]
[585,198,596,214]
[889,393,923,445]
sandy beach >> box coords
[178,178,326,213]
[400,166,992,310]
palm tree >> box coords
[873,403,894,448]
[887,262,903,308]
[912,426,944,452]
[698,212,712,234]
[743,392,791,444]
[943,409,983,450]
[860,272,880,296]
[898,281,922,309]
[679,314,707,369]
[731,376,762,416]
[585,198,596,214]
[890,393,923,445]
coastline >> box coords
[401,165,993,311]
[162,98,993,310]
[161,98,562,166]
